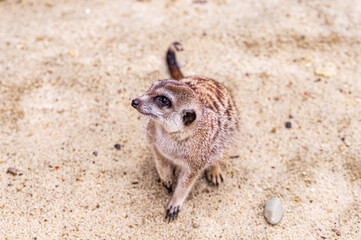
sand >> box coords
[0,0,360,239]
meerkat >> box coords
[131,42,239,222]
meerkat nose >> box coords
[131,99,140,108]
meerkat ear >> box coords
[182,110,196,126]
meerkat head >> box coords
[131,80,202,133]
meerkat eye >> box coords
[155,96,171,107]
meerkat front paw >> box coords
[205,164,224,186]
[162,180,173,193]
[165,203,180,222]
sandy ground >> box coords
[0,0,361,239]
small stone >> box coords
[192,223,200,228]
[193,0,207,3]
[93,151,98,157]
[332,228,341,236]
[264,197,284,225]
[114,144,121,150]
[68,50,76,58]
[315,62,337,78]
[6,167,18,176]
[203,189,210,193]
[178,61,185,68]
[75,176,83,181]
[16,185,24,191]
[285,122,292,128]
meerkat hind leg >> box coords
[205,163,224,186]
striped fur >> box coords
[131,43,239,222]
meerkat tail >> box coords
[166,42,184,80]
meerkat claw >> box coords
[206,167,224,187]
[166,205,180,222]
[175,207,179,219]
[162,181,173,193]
[165,207,171,219]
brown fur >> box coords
[131,43,239,222]
[166,42,184,80]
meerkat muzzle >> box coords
[131,99,140,108]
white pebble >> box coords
[178,61,185,68]
[85,8,91,14]
[314,62,337,77]
[264,197,284,225]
